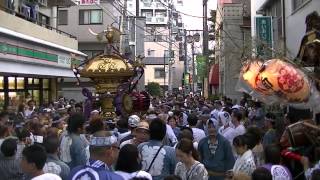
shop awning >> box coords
[0,60,74,77]
[0,27,87,57]
[209,64,219,88]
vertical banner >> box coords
[255,16,273,59]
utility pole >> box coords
[183,29,189,95]
[186,29,202,95]
[136,0,139,17]
[203,0,209,98]
[191,42,195,94]
[120,0,128,54]
[168,0,173,95]
[164,53,166,97]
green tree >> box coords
[146,82,161,97]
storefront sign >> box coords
[58,55,71,68]
[0,42,58,62]
[255,16,273,59]
[79,0,100,5]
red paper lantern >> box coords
[241,61,273,95]
[257,59,310,102]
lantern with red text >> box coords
[241,61,273,95]
[257,59,311,102]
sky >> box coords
[176,0,217,54]
[177,0,217,30]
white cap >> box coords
[128,115,140,127]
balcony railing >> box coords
[146,16,168,24]
[0,5,77,39]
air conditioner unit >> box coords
[156,17,165,23]
[143,2,151,7]
[172,27,178,34]
[146,17,152,22]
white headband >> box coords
[89,135,117,147]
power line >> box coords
[95,3,121,25]
[158,0,205,18]
[95,3,174,53]
[95,2,195,62]
[101,1,184,51]
[114,0,175,41]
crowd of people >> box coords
[0,94,319,180]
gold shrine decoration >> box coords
[76,25,149,118]
[79,53,135,117]
[80,55,134,77]
[79,54,134,94]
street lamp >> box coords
[187,33,201,94]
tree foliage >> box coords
[146,82,161,97]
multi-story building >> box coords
[58,0,121,59]
[127,0,169,25]
[0,0,86,111]
[253,0,320,59]
[214,0,251,101]
[127,0,184,91]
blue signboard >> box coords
[255,16,273,59]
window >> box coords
[147,49,155,56]
[0,92,4,111]
[292,0,311,11]
[145,35,165,42]
[43,79,49,89]
[79,9,103,25]
[58,10,68,25]
[154,68,165,78]
[141,10,153,18]
[39,13,50,26]
[17,77,24,89]
[8,77,15,90]
[155,11,167,17]
[0,76,3,90]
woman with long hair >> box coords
[115,144,152,180]
[59,113,88,169]
[174,138,208,180]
